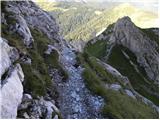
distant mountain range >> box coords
[1,1,158,119]
[35,1,158,42]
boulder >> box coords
[0,38,24,119]
[1,64,24,118]
[0,38,19,77]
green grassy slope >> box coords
[107,45,159,105]
[1,24,68,97]
[77,52,158,119]
[83,23,159,105]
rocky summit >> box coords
[0,1,159,119]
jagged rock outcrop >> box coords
[14,15,34,46]
[1,1,104,119]
[0,38,19,77]
[0,38,24,119]
[3,1,60,46]
[18,95,61,119]
[109,16,158,83]
[88,17,158,83]
[83,16,158,118]
[69,40,86,52]
[1,64,24,119]
[1,1,62,118]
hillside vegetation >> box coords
[36,2,158,41]
[77,52,158,118]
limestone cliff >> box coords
[1,1,63,118]
[110,17,158,83]
[0,38,24,118]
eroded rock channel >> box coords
[51,45,104,119]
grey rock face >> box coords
[0,38,19,77]
[1,13,7,24]
[125,89,136,99]
[0,38,24,119]
[14,15,34,46]
[110,16,158,83]
[2,1,63,119]
[110,84,122,91]
[18,96,60,119]
[1,64,24,118]
[4,1,61,46]
[69,40,86,52]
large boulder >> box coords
[0,38,24,118]
[0,38,19,77]
[1,64,24,118]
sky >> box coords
[35,0,158,2]
[85,0,158,2]
[35,0,159,13]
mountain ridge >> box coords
[84,16,159,106]
[0,1,159,119]
[35,1,158,43]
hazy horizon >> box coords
[34,0,158,14]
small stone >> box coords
[71,91,77,98]
[76,88,80,92]
[53,115,58,119]
[51,100,55,105]
[125,89,136,99]
[110,84,121,91]
[75,96,80,101]
[23,112,30,119]
[52,104,60,114]
[23,94,32,101]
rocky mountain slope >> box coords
[0,1,159,119]
[0,38,24,118]
[36,1,158,44]
[1,1,62,118]
[81,16,159,118]
[0,1,103,119]
[65,3,158,42]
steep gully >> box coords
[50,43,104,119]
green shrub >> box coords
[21,64,47,97]
[1,1,17,25]
[82,64,106,96]
[87,57,117,84]
[44,50,59,68]
[141,28,159,44]
[84,40,108,59]
[1,24,27,52]
[102,90,158,119]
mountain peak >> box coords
[117,16,131,22]
[115,16,134,28]
[109,16,159,83]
